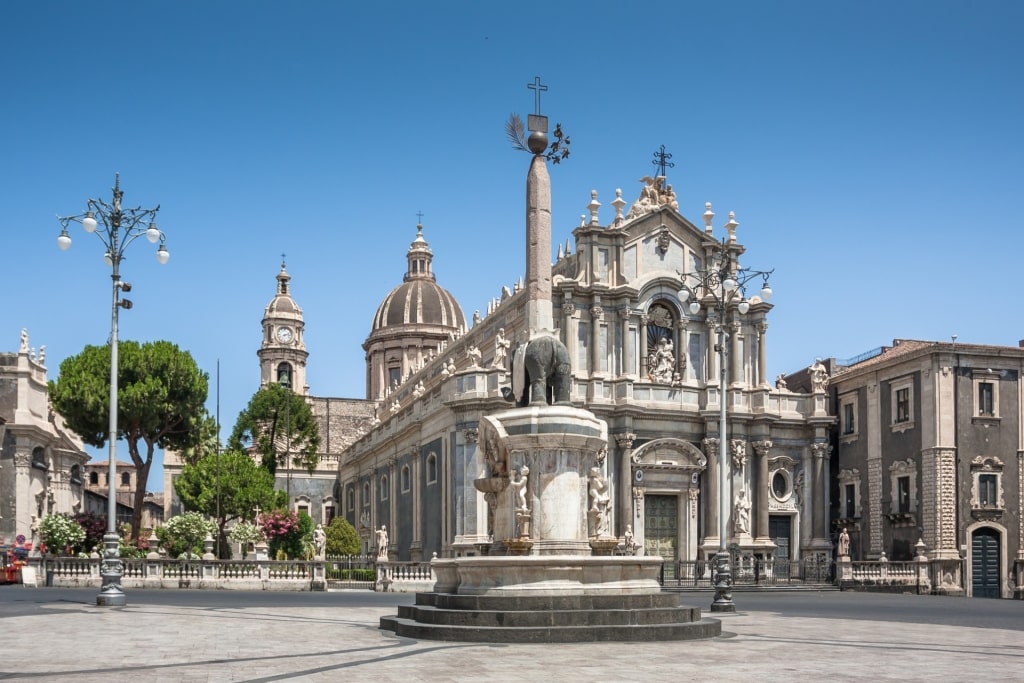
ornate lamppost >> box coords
[58,174,169,606]
[675,203,772,613]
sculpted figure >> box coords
[313,524,327,559]
[734,488,751,534]
[492,328,511,370]
[838,528,851,557]
[810,359,830,393]
[376,525,389,559]
[511,466,530,511]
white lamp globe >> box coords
[83,213,97,233]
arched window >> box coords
[380,475,389,501]
[363,482,370,506]
[401,465,411,493]
[121,471,131,487]
[32,447,47,470]
[347,486,355,511]
[426,452,438,484]
[70,465,82,485]
[89,471,99,486]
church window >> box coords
[401,465,411,493]
[896,476,911,513]
[978,474,997,506]
[32,447,47,470]
[70,465,82,485]
[426,452,437,485]
[889,376,914,430]
[363,482,370,506]
[844,484,856,518]
[972,371,999,420]
[970,456,1004,510]
[388,366,401,390]
[380,475,389,501]
[347,486,355,511]
[837,468,861,519]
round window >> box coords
[772,471,790,499]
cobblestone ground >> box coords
[0,591,1020,682]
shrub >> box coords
[229,521,263,559]
[158,512,216,558]
[39,514,86,555]
[325,517,361,556]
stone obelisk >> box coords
[525,104,553,335]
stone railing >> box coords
[26,555,438,593]
[27,556,327,591]
[837,550,933,595]
[374,559,436,593]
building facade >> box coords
[829,339,1024,598]
[334,171,833,570]
[0,331,89,546]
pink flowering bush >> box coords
[258,510,311,559]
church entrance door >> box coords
[769,515,793,577]
[971,527,1000,598]
[644,495,678,578]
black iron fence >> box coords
[660,555,835,589]
[324,554,376,588]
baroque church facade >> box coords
[244,165,835,571]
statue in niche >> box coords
[648,337,675,384]
[837,528,850,557]
[511,466,530,511]
[734,488,751,534]
[492,328,511,370]
[376,525,389,560]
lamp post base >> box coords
[96,532,126,607]
[709,550,736,613]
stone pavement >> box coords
[0,588,1020,682]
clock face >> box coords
[276,326,293,343]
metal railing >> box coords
[660,556,835,589]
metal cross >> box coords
[527,76,548,115]
[652,144,675,177]
[416,211,424,224]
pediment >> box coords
[631,438,707,471]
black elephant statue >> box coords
[502,334,572,407]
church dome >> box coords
[369,224,466,334]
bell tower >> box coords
[257,259,309,394]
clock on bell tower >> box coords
[257,259,309,394]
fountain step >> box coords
[380,590,721,643]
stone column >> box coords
[730,320,742,387]
[526,153,553,332]
[706,319,719,384]
[639,314,649,377]
[411,449,422,558]
[615,432,636,537]
[590,304,604,375]
[753,440,772,541]
[702,437,720,546]
[621,310,633,377]
[387,458,397,553]
[810,442,831,542]
[756,321,768,387]
[562,302,577,368]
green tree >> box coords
[228,383,321,475]
[174,449,278,557]
[49,340,209,541]
[325,517,361,556]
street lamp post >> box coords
[675,204,772,613]
[58,174,169,607]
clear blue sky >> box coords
[4,2,1022,491]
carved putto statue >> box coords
[627,175,679,219]
[511,466,530,511]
